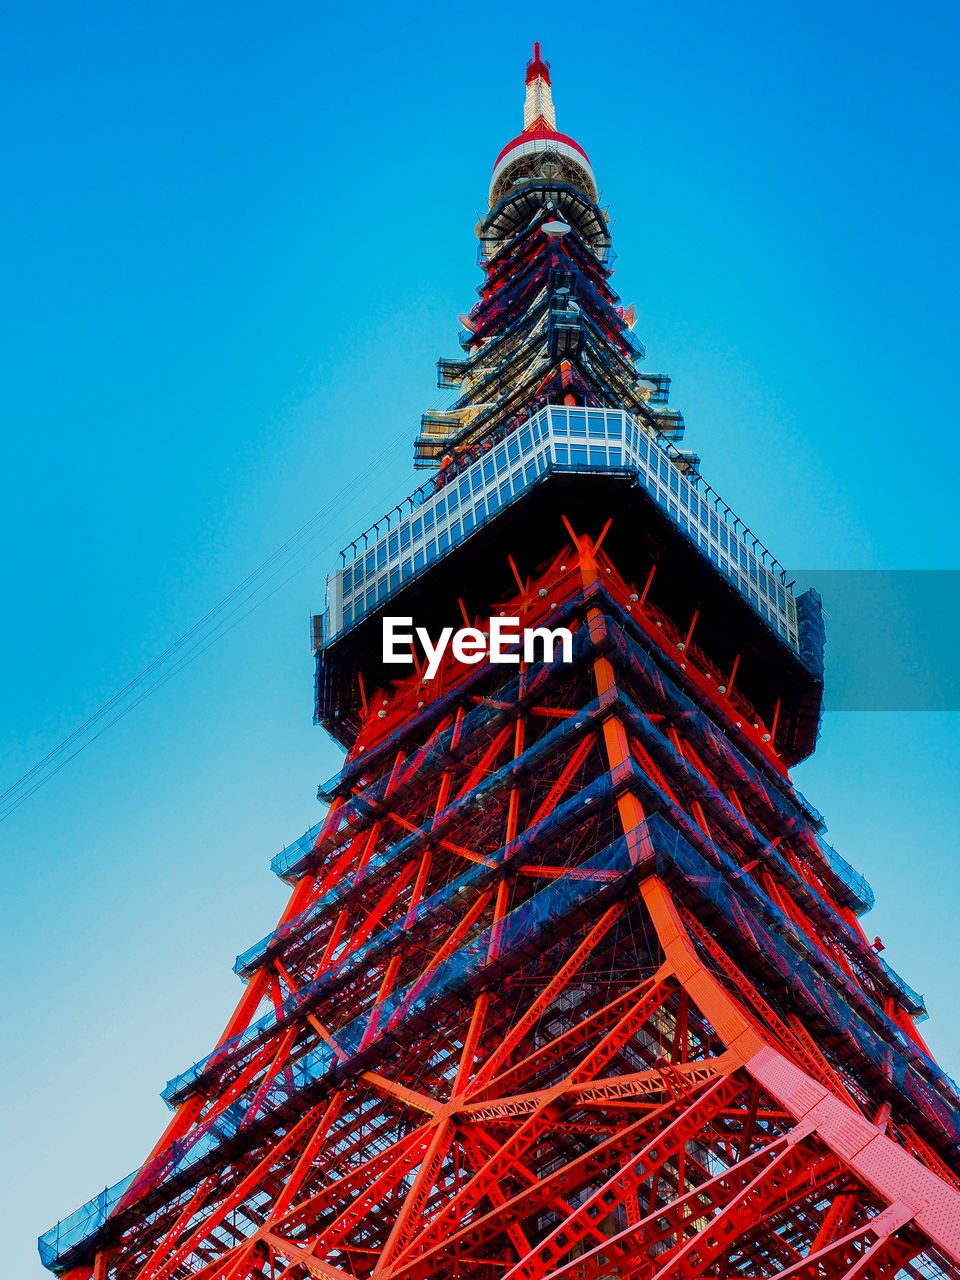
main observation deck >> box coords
[328,405,799,649]
[316,405,825,765]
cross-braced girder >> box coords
[47,527,960,1280]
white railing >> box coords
[328,406,799,651]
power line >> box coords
[0,404,447,823]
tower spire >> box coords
[489,45,597,208]
[524,40,556,131]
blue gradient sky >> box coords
[2,2,959,1272]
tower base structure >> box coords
[44,512,960,1280]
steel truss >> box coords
[55,527,960,1280]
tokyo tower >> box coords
[41,43,960,1280]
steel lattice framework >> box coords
[43,44,960,1280]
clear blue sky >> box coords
[2,2,959,1272]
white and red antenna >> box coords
[489,43,598,206]
[523,41,556,131]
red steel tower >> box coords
[42,45,960,1280]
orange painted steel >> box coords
[49,534,960,1280]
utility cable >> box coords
[0,398,452,823]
